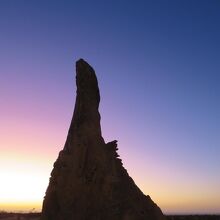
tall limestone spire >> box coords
[63,59,103,153]
[41,59,165,220]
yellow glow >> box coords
[0,172,45,202]
[0,170,45,212]
[0,202,42,212]
[125,163,220,214]
[140,179,220,214]
[1,140,220,213]
[0,151,55,212]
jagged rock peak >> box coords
[41,59,165,220]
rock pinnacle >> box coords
[41,59,165,220]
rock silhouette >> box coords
[41,59,165,220]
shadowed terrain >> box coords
[1,213,220,220]
[166,215,220,220]
[0,212,40,220]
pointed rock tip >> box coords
[76,58,87,64]
[76,58,91,68]
[75,58,95,76]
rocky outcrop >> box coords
[41,59,165,220]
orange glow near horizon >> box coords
[1,148,220,214]
[0,117,63,212]
[0,151,52,212]
[1,117,220,214]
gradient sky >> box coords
[0,0,220,214]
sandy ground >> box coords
[0,218,40,220]
[0,214,40,220]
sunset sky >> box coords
[0,0,220,214]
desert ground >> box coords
[0,213,40,220]
[0,213,220,220]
